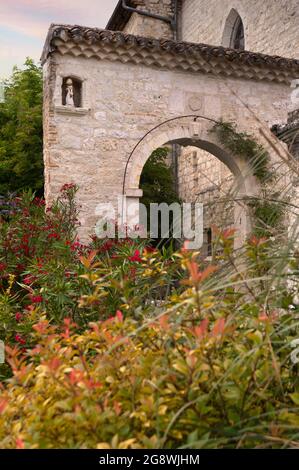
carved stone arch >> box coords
[124,117,260,248]
[222,9,245,50]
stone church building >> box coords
[41,0,299,246]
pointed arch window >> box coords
[222,9,245,50]
[230,15,245,50]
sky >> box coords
[0,0,119,79]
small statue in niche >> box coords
[65,78,75,107]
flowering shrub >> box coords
[0,186,298,448]
[0,263,299,448]
[0,186,181,377]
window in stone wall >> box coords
[62,77,82,107]
[206,227,212,257]
[222,9,245,50]
[231,15,245,50]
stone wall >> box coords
[177,0,299,232]
[43,58,59,202]
[177,146,234,242]
[43,50,291,240]
[117,0,299,238]
[123,0,174,39]
[180,0,299,58]
[116,1,299,58]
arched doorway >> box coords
[123,116,260,249]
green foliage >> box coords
[249,197,285,238]
[0,184,299,449]
[0,188,298,449]
[140,147,179,207]
[0,58,43,195]
[210,121,285,236]
[0,186,180,372]
[0,247,298,448]
[140,147,180,247]
[210,121,272,182]
[1,58,298,449]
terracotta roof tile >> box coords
[41,24,299,83]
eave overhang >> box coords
[41,24,299,85]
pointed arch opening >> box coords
[222,9,245,50]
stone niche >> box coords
[61,76,82,107]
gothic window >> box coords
[62,77,82,107]
[230,15,245,50]
[222,9,245,50]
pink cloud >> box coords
[0,0,118,39]
[0,0,118,78]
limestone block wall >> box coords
[178,0,299,227]
[107,1,298,237]
[180,0,299,58]
[177,1,299,230]
[178,148,221,203]
[177,147,234,231]
[113,1,299,58]
[43,52,291,240]
[123,0,174,39]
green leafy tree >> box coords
[140,147,180,247]
[0,58,43,195]
[140,147,179,208]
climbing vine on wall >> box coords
[210,120,286,238]
[210,120,273,182]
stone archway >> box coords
[42,25,296,242]
[123,116,260,249]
